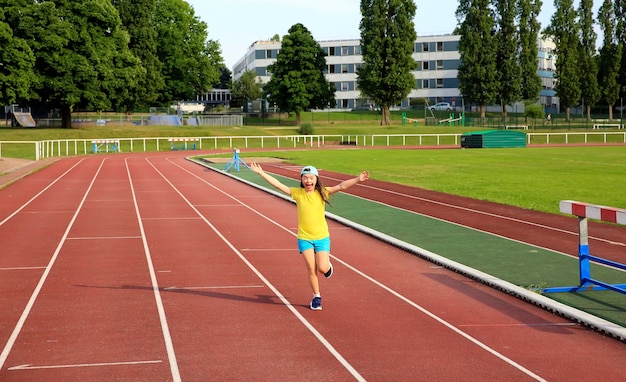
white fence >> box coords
[2,132,626,161]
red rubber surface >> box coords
[1,152,625,381]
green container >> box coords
[461,130,527,148]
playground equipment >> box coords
[437,112,464,126]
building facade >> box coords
[231,34,558,112]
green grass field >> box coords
[210,146,626,215]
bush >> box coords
[524,102,544,119]
[298,123,315,135]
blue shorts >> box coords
[298,237,331,253]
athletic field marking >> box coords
[0,266,47,271]
[241,248,294,251]
[125,158,181,382]
[141,217,202,220]
[277,164,623,247]
[169,158,547,381]
[0,159,106,371]
[457,323,576,328]
[67,236,142,240]
[164,285,264,291]
[8,359,162,371]
[0,159,86,227]
[154,157,366,382]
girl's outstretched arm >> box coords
[327,171,370,195]
[250,162,292,195]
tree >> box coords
[153,0,221,104]
[456,0,499,120]
[613,0,625,107]
[0,6,36,106]
[264,23,335,126]
[230,70,262,109]
[113,0,164,114]
[357,0,417,125]
[6,0,143,128]
[544,0,581,121]
[578,0,600,121]
[518,0,543,102]
[598,0,623,120]
[494,0,522,119]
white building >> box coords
[232,34,558,112]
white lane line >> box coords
[0,266,47,271]
[176,159,548,381]
[164,285,264,291]
[0,159,106,371]
[125,158,181,382]
[152,157,366,381]
[0,159,86,227]
[8,359,162,371]
[67,236,142,240]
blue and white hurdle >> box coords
[543,200,626,294]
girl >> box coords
[250,162,370,310]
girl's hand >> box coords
[358,171,370,182]
[250,162,263,174]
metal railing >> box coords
[2,132,626,161]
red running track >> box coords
[1,152,625,381]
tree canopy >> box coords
[357,0,417,125]
[264,23,335,125]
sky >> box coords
[185,0,570,70]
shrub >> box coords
[298,123,315,135]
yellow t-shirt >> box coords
[291,187,329,240]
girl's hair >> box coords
[300,177,332,206]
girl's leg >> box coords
[315,250,331,275]
[301,248,320,294]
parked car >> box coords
[429,102,454,111]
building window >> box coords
[341,82,349,91]
[329,47,336,56]
[422,42,429,52]
[436,78,444,88]
[342,47,350,56]
[422,80,430,88]
[341,64,349,73]
[329,65,336,74]
[437,42,443,51]
[436,60,444,70]
[423,61,429,70]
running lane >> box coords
[0,153,625,381]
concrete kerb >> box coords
[187,156,626,343]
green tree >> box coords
[264,23,335,126]
[615,0,626,101]
[153,0,221,104]
[518,0,543,102]
[0,6,36,105]
[578,0,600,121]
[6,0,142,128]
[357,0,417,125]
[494,0,521,119]
[230,70,262,109]
[544,0,581,121]
[456,0,499,120]
[598,0,623,120]
[113,0,164,114]
[217,64,232,89]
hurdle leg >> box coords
[577,216,592,286]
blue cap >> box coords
[300,166,319,176]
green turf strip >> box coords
[203,162,626,327]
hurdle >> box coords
[543,200,626,294]
[169,137,199,150]
[224,148,251,172]
[91,139,120,154]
